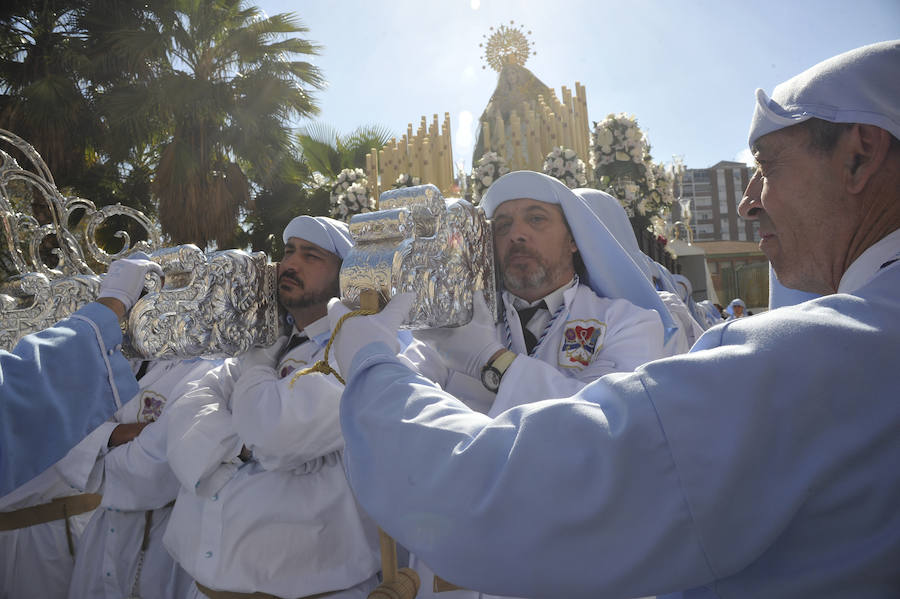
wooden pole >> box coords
[360,288,421,599]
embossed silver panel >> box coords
[0,129,282,357]
[127,245,283,359]
[341,184,497,328]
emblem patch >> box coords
[138,392,165,422]
[280,358,308,379]
[559,319,606,368]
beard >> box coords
[278,272,340,310]
[501,244,568,295]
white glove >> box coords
[413,293,505,379]
[328,292,414,377]
[239,340,285,372]
[99,252,163,311]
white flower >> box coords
[481,175,492,186]
[637,198,649,215]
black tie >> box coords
[517,301,547,354]
[135,360,150,381]
[276,333,308,362]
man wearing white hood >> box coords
[371,170,672,597]
[164,216,380,599]
[330,40,900,597]
[407,170,673,418]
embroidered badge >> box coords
[280,358,308,379]
[559,319,606,368]
[138,392,166,422]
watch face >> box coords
[481,368,501,391]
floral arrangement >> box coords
[542,146,587,189]
[590,113,648,170]
[392,173,421,189]
[589,113,677,223]
[470,151,510,203]
[330,168,374,222]
[645,162,675,217]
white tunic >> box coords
[66,359,215,599]
[406,281,666,417]
[164,316,380,598]
[403,281,665,598]
[0,464,94,598]
[340,231,900,598]
[657,291,705,352]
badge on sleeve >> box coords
[559,319,606,368]
[138,392,165,422]
[280,358,308,379]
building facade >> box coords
[673,161,758,243]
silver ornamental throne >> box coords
[0,129,282,358]
[340,184,497,328]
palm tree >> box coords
[297,122,395,180]
[101,0,324,248]
[0,0,98,184]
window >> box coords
[732,170,744,206]
[720,217,730,240]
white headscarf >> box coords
[725,298,747,319]
[671,274,693,304]
[573,188,656,282]
[748,40,900,147]
[282,216,353,259]
[482,171,677,342]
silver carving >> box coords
[127,245,283,359]
[0,129,283,358]
[0,272,101,350]
[341,184,497,328]
[0,129,164,352]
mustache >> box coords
[504,244,540,262]
[278,271,304,288]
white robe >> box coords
[339,230,900,598]
[164,316,380,598]
[403,282,666,598]
[0,466,94,598]
[66,359,215,599]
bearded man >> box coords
[164,216,380,599]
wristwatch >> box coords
[480,350,517,392]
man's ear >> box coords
[568,234,578,255]
[843,124,893,195]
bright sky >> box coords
[258,0,899,172]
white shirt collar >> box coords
[507,277,577,314]
[838,228,900,293]
[297,314,331,346]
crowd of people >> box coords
[1,40,897,599]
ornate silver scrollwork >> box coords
[0,128,164,352]
[126,245,283,359]
[341,184,498,329]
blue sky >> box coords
[258,0,899,172]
